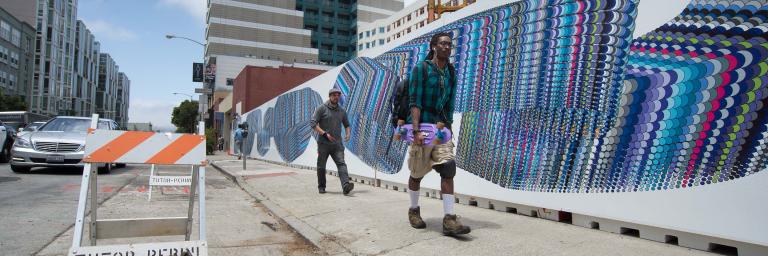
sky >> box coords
[78,0,208,132]
[76,0,681,132]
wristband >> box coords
[322,132,328,137]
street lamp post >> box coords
[165,34,209,128]
[172,92,194,101]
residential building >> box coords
[73,20,100,117]
[30,0,78,116]
[116,72,129,127]
[1,1,130,120]
[357,0,475,56]
[0,6,35,102]
[97,53,118,120]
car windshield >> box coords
[39,118,110,132]
[24,122,45,131]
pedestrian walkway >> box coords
[210,154,715,256]
[37,162,319,256]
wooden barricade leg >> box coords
[185,166,199,241]
[89,165,98,245]
[71,163,94,249]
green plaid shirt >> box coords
[407,60,456,126]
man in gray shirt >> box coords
[310,88,354,195]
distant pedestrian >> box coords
[234,125,244,160]
[217,136,225,151]
[310,88,354,195]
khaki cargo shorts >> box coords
[407,140,455,179]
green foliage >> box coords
[0,91,27,111]
[171,100,198,133]
[205,128,216,155]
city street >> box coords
[0,161,319,255]
[0,163,141,255]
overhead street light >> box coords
[172,92,194,101]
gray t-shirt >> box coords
[310,101,350,145]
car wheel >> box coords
[11,164,30,173]
[98,163,112,174]
[0,144,9,163]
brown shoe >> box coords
[442,214,471,236]
[408,207,426,229]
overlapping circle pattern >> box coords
[244,88,322,162]
[241,0,768,193]
[332,57,406,174]
[597,0,768,192]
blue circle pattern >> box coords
[241,0,768,193]
[333,57,406,174]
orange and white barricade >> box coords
[69,114,208,256]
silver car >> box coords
[10,116,119,173]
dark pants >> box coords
[317,143,349,189]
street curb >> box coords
[209,161,349,255]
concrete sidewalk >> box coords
[210,156,715,256]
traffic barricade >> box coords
[69,114,208,256]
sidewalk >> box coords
[37,161,319,256]
[210,155,715,256]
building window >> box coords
[337,30,349,36]
[407,14,412,21]
[366,31,370,37]
[371,29,375,35]
[338,14,350,20]
[387,25,391,32]
[11,29,21,47]
[365,42,369,48]
[379,27,384,33]
[359,33,363,39]
[379,39,384,45]
[337,45,348,52]
[358,44,363,50]
[0,21,10,40]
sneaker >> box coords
[442,214,471,236]
[342,183,354,195]
[408,207,426,229]
[318,188,326,194]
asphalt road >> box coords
[0,163,142,255]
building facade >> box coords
[205,0,403,91]
[1,0,130,121]
[97,53,118,120]
[73,20,100,117]
[115,72,129,127]
[30,0,78,116]
[0,6,35,102]
[357,0,474,56]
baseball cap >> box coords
[329,88,342,95]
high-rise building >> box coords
[2,0,129,120]
[97,53,118,120]
[73,20,100,117]
[205,0,403,91]
[116,72,129,127]
[0,6,35,102]
[30,0,78,116]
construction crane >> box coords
[427,0,474,23]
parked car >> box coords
[10,116,119,173]
[0,120,14,163]
[16,121,48,138]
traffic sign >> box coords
[194,88,212,94]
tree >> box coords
[0,91,27,111]
[171,100,198,133]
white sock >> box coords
[409,189,420,209]
[442,194,455,215]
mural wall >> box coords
[237,0,768,246]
